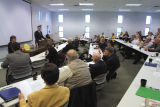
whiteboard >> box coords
[0,0,32,46]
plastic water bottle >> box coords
[156,61,160,72]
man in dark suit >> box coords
[89,52,107,79]
[102,47,120,82]
[62,38,74,54]
[34,25,45,46]
[8,35,16,54]
[1,42,32,84]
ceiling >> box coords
[31,0,160,12]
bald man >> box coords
[145,37,160,52]
[58,49,92,89]
[89,52,107,79]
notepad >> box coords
[136,86,160,101]
[0,87,20,102]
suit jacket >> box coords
[148,43,160,52]
[8,42,14,53]
[46,46,59,66]
[34,30,45,44]
[62,43,74,53]
[89,60,107,79]
[102,54,120,74]
[20,84,70,107]
[1,50,32,79]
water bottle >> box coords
[156,61,160,72]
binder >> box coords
[0,87,20,102]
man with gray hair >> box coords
[58,49,92,89]
[89,52,107,79]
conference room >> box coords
[0,0,160,107]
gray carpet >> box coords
[97,47,144,107]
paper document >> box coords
[0,62,3,69]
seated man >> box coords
[89,52,107,79]
[72,35,79,50]
[8,35,16,54]
[46,40,60,66]
[102,47,120,82]
[18,63,70,107]
[1,42,32,84]
[58,49,92,89]
[62,38,74,53]
[145,37,160,52]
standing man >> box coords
[34,25,45,46]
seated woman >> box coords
[18,63,70,107]
[131,35,141,45]
[99,38,107,52]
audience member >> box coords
[58,49,92,89]
[1,42,32,84]
[46,40,60,66]
[62,38,74,53]
[99,38,107,52]
[8,35,16,53]
[89,52,107,79]
[101,32,106,38]
[102,47,120,81]
[18,63,70,107]
[119,32,123,39]
[145,37,160,52]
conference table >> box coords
[0,42,67,107]
[115,39,160,107]
[0,41,99,107]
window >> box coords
[146,16,151,24]
[85,26,90,38]
[85,14,90,23]
[39,10,42,21]
[145,28,150,36]
[59,26,63,37]
[58,14,63,23]
[117,27,123,37]
[118,15,123,24]
[46,12,50,22]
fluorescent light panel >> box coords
[58,9,69,11]
[82,9,93,11]
[155,10,160,12]
[49,3,64,6]
[125,4,142,7]
[79,3,94,6]
[119,9,131,12]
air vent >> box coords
[153,6,160,7]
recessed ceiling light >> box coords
[49,3,64,6]
[119,9,131,12]
[125,4,142,7]
[58,9,69,11]
[82,9,93,11]
[79,3,94,6]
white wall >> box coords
[52,12,160,38]
[0,3,53,59]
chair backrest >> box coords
[93,73,107,85]
[68,81,97,107]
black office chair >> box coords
[68,81,97,107]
